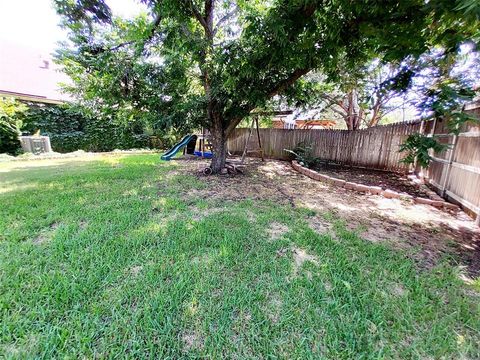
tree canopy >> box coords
[55,0,480,172]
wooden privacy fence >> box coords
[228,121,422,173]
[423,102,480,224]
[227,102,480,223]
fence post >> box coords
[440,123,459,198]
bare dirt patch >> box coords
[1,335,39,358]
[172,158,298,205]
[33,233,50,245]
[181,330,204,352]
[267,222,289,241]
[390,283,408,297]
[191,254,212,265]
[190,206,224,221]
[307,217,332,235]
[128,265,143,276]
[291,247,319,278]
[245,210,257,223]
[276,248,288,257]
[166,158,480,276]
[232,309,252,323]
[33,222,60,245]
[49,222,60,230]
[266,294,283,324]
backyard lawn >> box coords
[1,154,479,358]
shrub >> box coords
[2,99,183,155]
[23,104,88,152]
[23,103,151,153]
[399,133,449,168]
[0,118,22,155]
[285,141,321,168]
[0,98,27,155]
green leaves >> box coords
[19,103,152,153]
[399,133,449,168]
[455,0,480,19]
[55,0,112,27]
[419,77,477,118]
[0,98,28,155]
[53,0,480,161]
[285,141,321,169]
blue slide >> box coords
[161,135,195,161]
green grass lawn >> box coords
[1,154,479,359]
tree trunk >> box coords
[209,120,228,174]
[344,90,362,130]
[368,104,381,127]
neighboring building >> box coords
[0,40,70,104]
[272,118,336,129]
[272,109,336,129]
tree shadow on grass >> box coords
[172,157,480,278]
[1,156,479,358]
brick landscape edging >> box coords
[291,160,459,211]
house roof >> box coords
[0,40,70,103]
[272,118,336,129]
[272,108,336,127]
[295,119,336,125]
[272,119,335,124]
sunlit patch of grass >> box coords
[0,154,479,358]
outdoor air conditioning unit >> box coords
[19,136,52,154]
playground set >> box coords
[161,117,265,174]
[160,133,213,161]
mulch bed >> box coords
[313,163,431,198]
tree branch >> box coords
[182,0,211,38]
[205,0,214,28]
[225,68,310,135]
[267,68,310,98]
[213,4,239,36]
[135,12,163,55]
[148,12,163,41]
[107,41,135,52]
[89,11,162,56]
[321,93,348,111]
[327,105,348,118]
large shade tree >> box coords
[55,0,479,173]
